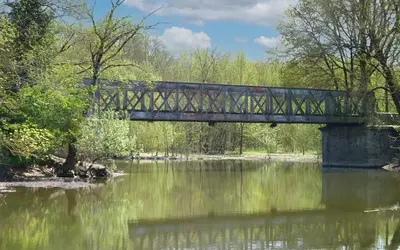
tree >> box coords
[59,0,159,174]
[279,0,367,92]
[366,0,400,113]
[0,17,16,109]
[1,0,53,89]
[279,0,400,114]
[76,111,136,163]
[4,0,84,88]
[79,0,159,85]
[233,52,248,154]
[233,52,247,84]
[192,48,222,83]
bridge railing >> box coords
[84,79,375,124]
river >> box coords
[0,160,400,249]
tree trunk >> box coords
[383,68,400,114]
[375,53,400,114]
[199,125,204,153]
[64,143,77,170]
[186,125,192,154]
[385,88,389,112]
[359,0,370,97]
[390,89,400,114]
[58,142,77,177]
[239,123,244,155]
[390,222,400,250]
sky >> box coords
[93,0,298,61]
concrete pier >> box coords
[320,125,398,168]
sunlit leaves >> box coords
[18,65,88,146]
[1,122,54,158]
[76,110,136,162]
[0,17,17,89]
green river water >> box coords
[1,160,400,249]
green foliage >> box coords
[0,66,88,160]
[76,111,136,162]
[6,0,55,84]
[7,0,54,48]
[0,17,16,62]
[1,122,54,158]
[19,66,88,145]
[0,17,17,89]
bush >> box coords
[1,122,54,158]
[76,110,136,163]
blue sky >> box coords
[93,0,298,61]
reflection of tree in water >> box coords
[65,190,78,221]
[0,180,140,250]
[390,222,400,250]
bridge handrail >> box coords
[83,78,349,95]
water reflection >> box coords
[322,168,400,211]
[129,211,381,249]
[127,166,400,249]
[0,161,400,249]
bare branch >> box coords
[58,30,76,55]
[100,63,146,73]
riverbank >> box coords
[129,152,321,163]
[0,155,115,184]
[0,166,126,191]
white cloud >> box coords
[185,19,205,27]
[124,0,298,27]
[254,36,280,48]
[159,27,212,55]
[235,37,248,43]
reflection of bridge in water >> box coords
[128,169,400,249]
[129,211,387,249]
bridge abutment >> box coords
[320,125,398,168]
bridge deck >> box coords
[87,79,374,124]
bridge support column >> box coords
[320,125,398,168]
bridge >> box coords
[85,79,379,124]
[85,79,399,168]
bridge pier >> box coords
[320,125,398,168]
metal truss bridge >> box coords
[86,79,389,124]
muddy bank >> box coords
[0,171,127,191]
[193,153,321,163]
[127,153,321,163]
[0,180,99,190]
[0,155,115,183]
